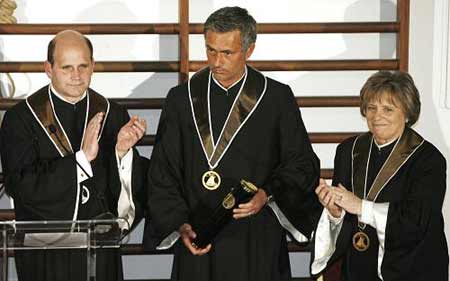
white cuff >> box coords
[75,150,93,178]
[360,200,389,231]
[326,208,346,227]
[267,200,309,243]
[360,200,374,226]
[115,148,135,230]
[115,148,133,173]
[359,200,389,281]
[311,209,345,275]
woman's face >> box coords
[365,94,407,144]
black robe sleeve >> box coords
[260,84,321,238]
[321,139,355,267]
[384,145,446,250]
[146,89,190,240]
[129,153,149,228]
[0,106,79,220]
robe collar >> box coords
[351,127,424,201]
[188,65,267,169]
[211,67,247,93]
[50,84,87,105]
[26,85,110,157]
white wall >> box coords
[413,1,450,279]
[1,0,449,279]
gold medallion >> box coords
[202,170,221,190]
[352,231,370,252]
[222,193,236,209]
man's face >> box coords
[205,30,254,88]
[45,40,94,103]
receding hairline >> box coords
[48,30,93,64]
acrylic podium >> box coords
[0,218,127,281]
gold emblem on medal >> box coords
[202,170,221,190]
[222,193,236,209]
[352,231,370,252]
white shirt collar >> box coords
[212,65,248,92]
[50,84,87,105]
[374,137,397,149]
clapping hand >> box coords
[333,184,362,216]
[82,112,104,162]
[116,116,146,160]
[315,178,343,218]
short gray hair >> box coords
[204,6,257,51]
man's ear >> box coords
[245,43,255,60]
[44,61,53,79]
[91,58,95,74]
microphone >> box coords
[48,124,115,220]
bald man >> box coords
[0,30,147,281]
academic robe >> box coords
[146,66,321,281]
[312,128,448,281]
[0,85,147,281]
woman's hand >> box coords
[315,178,342,218]
[333,184,362,216]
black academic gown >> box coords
[318,130,448,281]
[146,67,320,281]
[0,85,147,281]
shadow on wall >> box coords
[131,0,215,98]
[74,0,180,99]
[289,0,396,97]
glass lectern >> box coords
[0,218,127,281]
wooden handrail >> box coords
[0,209,14,220]
[309,132,360,143]
[178,0,189,83]
[192,60,398,71]
[397,0,410,71]
[135,132,360,146]
[0,61,179,73]
[0,96,359,110]
[193,22,399,34]
[298,96,360,107]
[0,22,398,35]
[0,60,398,73]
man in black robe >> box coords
[146,7,321,281]
[0,30,147,281]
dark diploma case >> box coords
[190,179,258,248]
